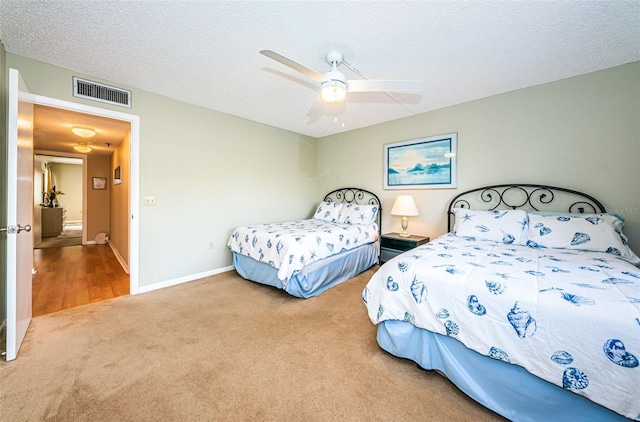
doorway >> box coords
[28,93,141,302]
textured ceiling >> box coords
[1,1,639,139]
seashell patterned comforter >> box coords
[228,219,378,284]
[363,233,640,420]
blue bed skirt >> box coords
[233,242,379,298]
[377,320,631,422]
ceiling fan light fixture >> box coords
[71,126,96,138]
[73,142,92,153]
[320,80,347,104]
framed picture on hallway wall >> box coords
[114,165,122,185]
[92,177,107,190]
[384,133,458,189]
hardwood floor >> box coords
[32,244,130,317]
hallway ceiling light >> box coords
[71,126,96,138]
[73,143,92,153]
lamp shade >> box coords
[390,195,419,216]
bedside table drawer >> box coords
[381,247,403,263]
[381,236,425,251]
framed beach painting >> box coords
[384,133,458,189]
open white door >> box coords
[4,68,34,361]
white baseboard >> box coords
[137,266,235,294]
[108,241,129,274]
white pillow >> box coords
[452,208,528,245]
[525,213,640,264]
[313,201,343,222]
[338,203,379,225]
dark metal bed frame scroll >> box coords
[447,184,606,232]
[324,187,382,235]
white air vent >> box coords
[73,77,131,108]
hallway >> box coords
[32,244,130,316]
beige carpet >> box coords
[0,268,506,421]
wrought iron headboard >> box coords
[324,187,382,235]
[447,184,606,232]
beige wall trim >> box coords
[137,266,235,294]
[109,241,129,274]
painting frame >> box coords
[113,165,122,185]
[92,177,107,190]
[384,133,458,190]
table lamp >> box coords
[390,195,419,238]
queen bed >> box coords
[228,187,381,298]
[363,184,639,421]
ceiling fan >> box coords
[259,49,423,105]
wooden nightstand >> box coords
[380,233,430,264]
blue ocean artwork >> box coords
[561,293,595,306]
[403,312,415,325]
[606,247,622,257]
[445,266,464,275]
[507,302,537,338]
[445,320,459,335]
[436,308,449,319]
[467,295,487,316]
[585,216,603,225]
[361,287,370,304]
[603,339,639,368]
[488,347,510,363]
[525,270,545,277]
[551,350,574,365]
[475,225,490,232]
[546,266,569,273]
[398,262,410,272]
[502,234,515,244]
[601,278,633,285]
[491,210,508,219]
[377,305,384,321]
[571,283,606,290]
[539,226,552,236]
[571,232,591,246]
[410,277,428,303]
[489,260,512,266]
[563,368,589,390]
[386,276,399,291]
[485,280,506,295]
[540,287,563,292]
[525,240,545,249]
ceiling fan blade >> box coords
[346,79,423,93]
[306,96,324,117]
[260,50,326,83]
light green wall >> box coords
[50,162,82,221]
[6,53,318,288]
[318,62,640,253]
[0,42,7,325]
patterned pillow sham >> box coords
[312,201,343,222]
[525,213,640,264]
[452,208,528,245]
[338,203,379,225]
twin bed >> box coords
[228,183,638,421]
[363,184,639,421]
[228,187,381,298]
